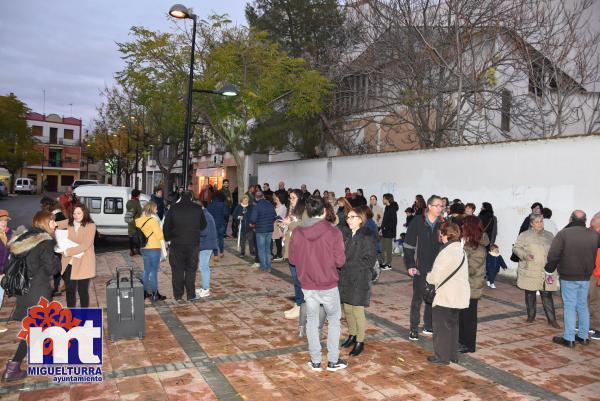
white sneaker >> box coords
[252,263,260,268]
[486,281,491,287]
[195,289,202,298]
[490,283,496,289]
[199,288,210,298]
[284,304,300,319]
[273,257,284,262]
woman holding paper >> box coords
[57,204,96,308]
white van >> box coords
[15,178,36,194]
[74,185,150,236]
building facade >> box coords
[23,112,82,193]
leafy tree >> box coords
[194,27,331,189]
[116,19,331,191]
[0,93,41,191]
[245,0,352,70]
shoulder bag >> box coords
[423,253,466,304]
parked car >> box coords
[15,178,36,194]
[74,185,150,237]
[0,181,8,198]
[72,179,101,189]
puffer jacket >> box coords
[338,226,377,307]
[200,209,218,252]
[207,199,229,229]
[8,227,61,320]
[464,234,489,299]
[250,199,276,234]
[513,229,557,291]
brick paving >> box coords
[0,241,598,400]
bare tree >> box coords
[325,0,600,151]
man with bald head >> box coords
[275,181,289,207]
[545,210,600,347]
[589,212,600,340]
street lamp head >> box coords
[219,83,239,97]
[169,4,194,19]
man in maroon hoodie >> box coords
[289,196,347,372]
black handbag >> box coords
[133,219,153,248]
[423,253,466,304]
[0,254,30,296]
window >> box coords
[64,129,74,140]
[104,197,123,214]
[501,89,512,132]
[79,197,102,214]
[61,175,74,186]
[49,127,58,144]
[32,126,43,136]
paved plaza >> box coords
[0,241,598,401]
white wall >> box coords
[259,135,600,273]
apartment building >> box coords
[23,112,82,193]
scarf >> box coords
[0,227,7,246]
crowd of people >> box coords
[0,181,599,379]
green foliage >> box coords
[0,93,41,175]
[245,0,349,68]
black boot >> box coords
[152,291,167,302]
[349,342,364,357]
[144,291,152,299]
[525,291,536,323]
[341,335,357,348]
[1,361,27,382]
[540,291,560,329]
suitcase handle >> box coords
[116,267,134,290]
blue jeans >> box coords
[255,232,272,270]
[142,248,161,293]
[198,250,212,290]
[289,264,304,305]
[561,280,590,341]
[214,225,225,256]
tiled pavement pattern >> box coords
[0,241,599,400]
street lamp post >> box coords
[169,4,239,191]
[169,4,197,190]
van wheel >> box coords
[94,232,103,245]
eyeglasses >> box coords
[346,215,360,220]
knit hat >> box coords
[0,209,10,221]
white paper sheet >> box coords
[54,229,84,258]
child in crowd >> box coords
[404,208,414,228]
[486,244,507,289]
[393,233,406,256]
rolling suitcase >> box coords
[106,267,145,341]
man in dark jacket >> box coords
[545,210,600,347]
[289,196,347,372]
[262,183,274,200]
[275,181,289,207]
[249,191,276,272]
[151,188,165,220]
[404,194,444,341]
[163,191,207,301]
